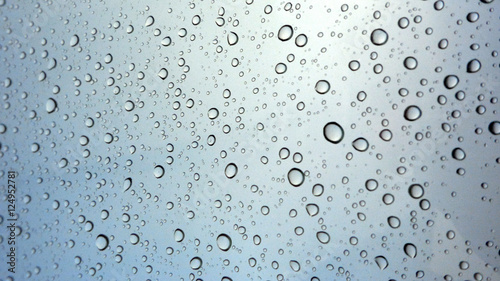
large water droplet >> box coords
[225,163,238,179]
[216,234,232,251]
[452,147,466,161]
[158,68,168,80]
[46,98,57,113]
[489,121,500,135]
[316,231,330,244]
[371,29,388,45]
[374,256,389,270]
[145,16,155,27]
[190,257,202,270]
[96,234,109,251]
[70,34,79,47]
[227,32,239,46]
[289,260,301,272]
[387,216,401,228]
[404,243,417,258]
[288,168,305,187]
[404,105,422,121]
[315,80,330,94]
[278,25,293,41]
[154,165,165,178]
[306,203,319,216]
[323,122,344,144]
[174,229,185,242]
[467,59,481,73]
[408,184,424,199]
[444,75,459,89]
[352,138,369,152]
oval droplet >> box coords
[225,163,238,179]
[95,234,109,251]
[278,25,293,41]
[323,122,344,144]
[315,80,330,94]
[216,234,232,251]
[404,243,417,258]
[288,168,305,187]
[352,137,369,152]
[316,231,330,244]
[371,29,388,46]
[404,105,422,121]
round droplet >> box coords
[154,165,165,178]
[190,257,202,270]
[365,179,378,191]
[208,108,219,119]
[96,235,109,251]
[489,121,500,135]
[306,203,319,216]
[467,59,481,73]
[444,75,459,89]
[379,129,392,141]
[225,163,238,179]
[398,17,410,29]
[352,138,369,152]
[404,243,417,258]
[130,233,140,245]
[295,34,308,47]
[161,36,172,46]
[404,105,422,121]
[323,122,344,144]
[227,32,239,46]
[46,98,57,113]
[275,63,287,74]
[124,100,135,111]
[174,229,185,242]
[278,25,293,41]
[70,35,79,47]
[312,184,324,196]
[409,184,424,199]
[371,29,388,46]
[452,148,466,161]
[316,231,330,244]
[288,168,305,187]
[403,56,418,70]
[279,147,290,159]
[315,80,330,94]
[374,256,388,270]
[388,216,401,228]
[216,234,232,251]
[348,60,360,71]
[158,68,168,80]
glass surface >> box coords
[0,1,499,280]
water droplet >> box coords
[404,243,417,258]
[208,108,219,119]
[275,63,287,74]
[216,234,232,251]
[225,163,238,179]
[323,122,344,144]
[388,216,401,228]
[444,75,459,89]
[315,80,330,94]
[46,98,57,113]
[306,203,319,216]
[352,138,369,152]
[379,129,392,141]
[467,59,481,73]
[145,16,155,27]
[227,32,239,46]
[404,105,422,121]
[154,165,165,178]
[409,184,424,199]
[96,234,109,251]
[295,34,308,47]
[312,184,324,196]
[70,35,79,47]
[371,29,388,46]
[158,68,168,80]
[161,36,172,46]
[374,256,388,270]
[174,229,185,242]
[123,178,132,192]
[365,179,378,191]
[287,168,305,187]
[316,231,330,244]
[278,25,293,41]
[404,56,418,70]
[349,60,360,71]
[452,148,466,161]
[190,257,202,270]
[130,233,140,245]
[289,260,301,272]
[489,121,500,135]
